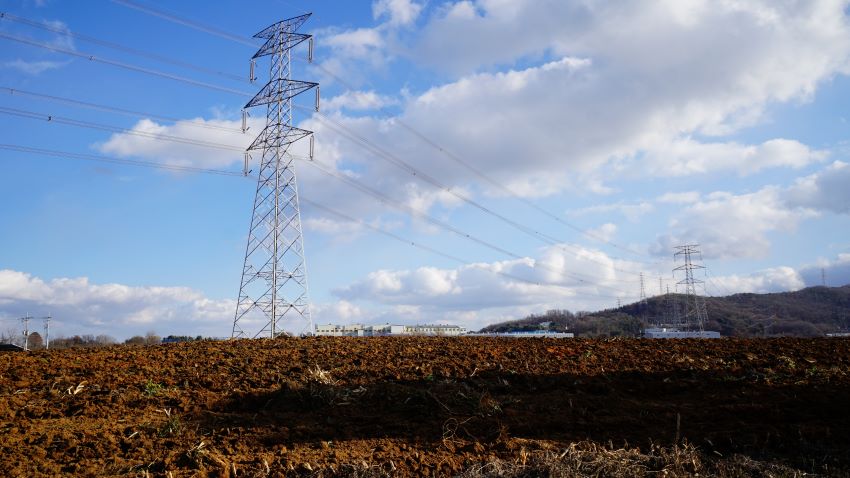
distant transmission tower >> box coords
[639,272,647,304]
[673,244,709,331]
[233,13,319,339]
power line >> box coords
[0,31,251,97]
[0,11,247,83]
[1,144,244,176]
[2,86,243,133]
[0,106,246,152]
[3,142,632,301]
[1,96,649,293]
[304,156,632,294]
[303,197,587,293]
[101,1,659,262]
[1,83,653,282]
[0,19,660,288]
[310,109,654,279]
[109,0,258,47]
[0,21,662,274]
[0,98,643,294]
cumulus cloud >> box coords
[323,90,397,112]
[3,59,70,75]
[0,269,233,339]
[657,191,701,204]
[3,20,76,75]
[653,187,817,260]
[309,0,850,205]
[373,0,423,26]
[312,300,364,324]
[586,223,617,242]
[708,266,806,295]
[798,253,850,287]
[568,201,654,222]
[639,138,827,177]
[785,161,850,214]
[334,243,656,330]
[96,117,256,170]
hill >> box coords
[480,285,850,337]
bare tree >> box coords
[28,331,44,349]
[144,331,161,345]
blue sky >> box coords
[1,0,849,339]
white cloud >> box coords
[798,253,850,287]
[373,0,423,26]
[657,191,701,204]
[639,138,827,177]
[3,59,70,75]
[708,266,806,295]
[96,117,255,170]
[323,90,397,112]
[0,269,233,339]
[312,300,364,324]
[322,28,384,58]
[334,243,655,330]
[653,187,817,260]
[785,160,850,214]
[307,0,850,202]
[568,201,654,222]
[586,223,617,242]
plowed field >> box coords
[1,337,849,477]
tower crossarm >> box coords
[246,125,313,151]
[245,78,318,108]
[253,32,312,59]
[253,13,312,39]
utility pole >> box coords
[673,244,709,331]
[20,314,31,351]
[233,14,319,339]
[43,314,50,350]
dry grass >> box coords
[454,441,814,478]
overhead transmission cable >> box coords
[104,0,660,263]
[0,106,245,152]
[107,0,257,47]
[0,11,247,83]
[0,144,243,176]
[309,109,649,280]
[0,25,654,282]
[0,32,251,97]
[302,198,588,293]
[2,87,242,133]
[2,142,632,300]
[0,102,637,293]
[302,156,630,293]
[0,22,657,282]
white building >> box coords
[315,323,467,337]
[468,331,574,338]
[644,327,721,339]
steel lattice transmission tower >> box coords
[233,13,319,339]
[673,244,709,331]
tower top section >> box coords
[253,13,312,39]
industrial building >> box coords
[315,323,467,337]
[643,327,721,339]
[468,331,574,338]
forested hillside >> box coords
[480,285,850,337]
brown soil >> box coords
[1,337,848,477]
